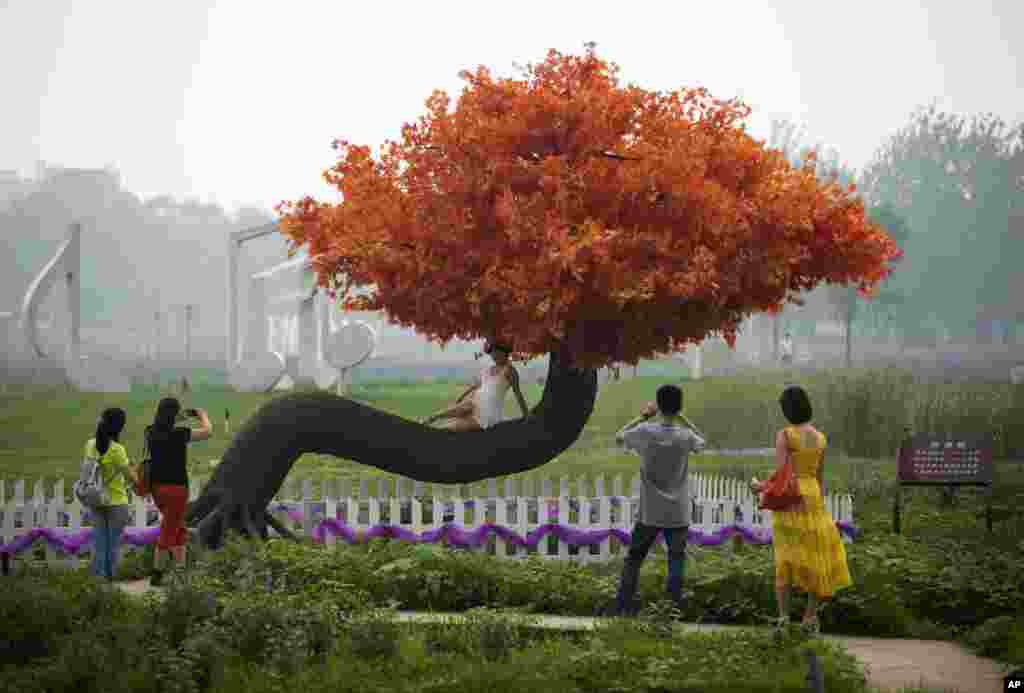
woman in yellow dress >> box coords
[751,385,852,636]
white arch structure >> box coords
[227,223,376,393]
[19,222,132,391]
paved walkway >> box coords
[117,580,1011,692]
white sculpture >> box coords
[19,222,131,392]
[325,320,376,395]
[227,223,345,393]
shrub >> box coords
[638,599,684,639]
[0,580,73,668]
[344,609,401,660]
[179,631,228,692]
[0,569,138,671]
[422,622,474,656]
[965,614,1024,665]
[192,536,375,616]
[146,582,220,647]
[225,602,288,664]
[462,607,538,660]
[115,545,153,581]
[26,620,205,693]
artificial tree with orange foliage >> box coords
[187,46,900,548]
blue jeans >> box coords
[91,505,132,579]
[615,522,689,613]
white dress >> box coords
[474,367,510,429]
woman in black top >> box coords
[146,397,211,585]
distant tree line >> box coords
[768,103,1022,352]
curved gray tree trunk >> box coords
[185,349,597,548]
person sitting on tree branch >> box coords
[422,341,530,431]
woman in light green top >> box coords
[85,408,138,580]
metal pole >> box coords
[772,313,780,364]
[184,304,193,363]
[227,235,238,370]
[153,309,161,387]
[67,223,81,368]
[845,294,854,369]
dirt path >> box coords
[116,580,1011,692]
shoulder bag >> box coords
[758,430,804,511]
[134,431,153,497]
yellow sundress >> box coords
[771,426,852,598]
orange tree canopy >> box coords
[278,47,901,368]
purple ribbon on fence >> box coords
[0,518,860,557]
[307,520,861,547]
[0,526,161,556]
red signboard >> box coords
[897,433,993,484]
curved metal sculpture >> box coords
[18,222,132,392]
[186,346,598,548]
[20,223,80,362]
[21,224,134,391]
[19,224,134,391]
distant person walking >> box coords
[146,397,211,585]
[780,331,794,365]
[611,385,706,616]
[84,408,139,580]
[750,386,851,636]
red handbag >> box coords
[758,458,804,511]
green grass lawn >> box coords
[0,375,838,496]
[2,372,1022,506]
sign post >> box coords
[894,428,994,534]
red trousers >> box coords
[152,484,189,549]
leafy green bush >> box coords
[179,519,1024,646]
[146,581,220,647]
[0,579,74,669]
[115,545,153,581]
[225,602,288,664]
[24,619,208,693]
[964,614,1024,665]
[191,536,374,616]
[343,608,402,660]
[0,568,138,671]
[179,631,229,693]
[461,606,540,660]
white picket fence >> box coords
[0,474,855,571]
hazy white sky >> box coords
[3,0,1021,215]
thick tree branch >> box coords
[185,349,597,549]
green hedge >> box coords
[1,567,877,693]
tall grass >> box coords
[676,368,1023,460]
[2,368,1021,493]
